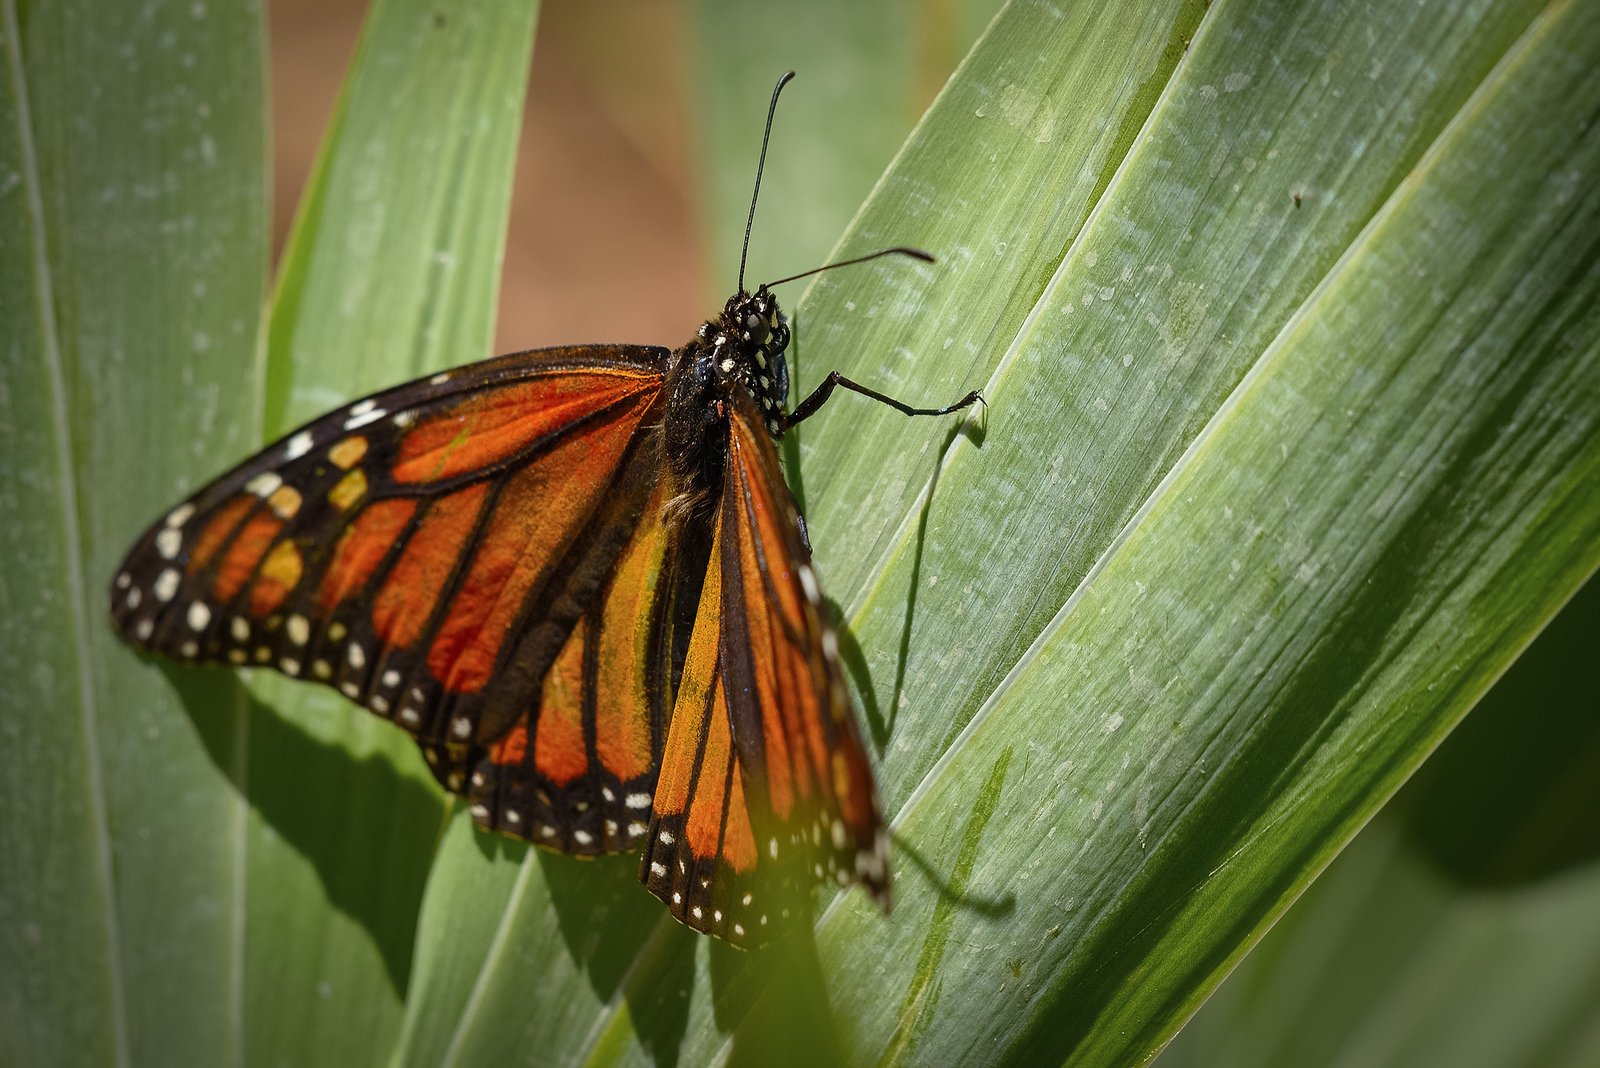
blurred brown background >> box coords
[271,0,709,355]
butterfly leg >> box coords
[781,371,982,430]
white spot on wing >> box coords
[245,472,282,497]
[285,430,313,460]
[344,408,386,431]
[154,569,180,603]
[165,503,196,528]
[285,614,309,646]
[797,565,818,602]
[625,792,651,809]
[187,602,211,631]
[155,528,182,560]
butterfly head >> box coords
[697,286,792,437]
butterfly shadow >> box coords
[891,833,1015,921]
[466,838,697,1066]
[527,841,687,996]
[167,661,444,997]
[825,413,986,752]
[708,924,847,1068]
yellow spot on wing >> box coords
[329,469,368,510]
[268,484,302,519]
[329,436,369,469]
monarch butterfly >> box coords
[108,72,980,946]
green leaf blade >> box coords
[795,2,1600,1062]
[0,10,121,1064]
[835,0,1554,813]
[3,1,270,1064]
[1160,575,1600,1068]
[246,1,540,1064]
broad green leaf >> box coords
[0,11,121,1065]
[581,0,1600,1064]
[1159,574,1600,1067]
[2,2,267,1065]
[248,1,538,1065]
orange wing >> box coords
[110,345,681,848]
[638,388,888,945]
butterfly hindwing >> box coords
[639,387,889,945]
[111,344,672,814]
[458,476,700,854]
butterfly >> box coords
[107,72,980,946]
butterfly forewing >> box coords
[111,345,671,804]
[640,388,888,946]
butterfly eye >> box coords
[744,312,769,344]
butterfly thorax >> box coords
[662,287,791,504]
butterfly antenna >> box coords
[763,246,936,289]
[739,70,796,295]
